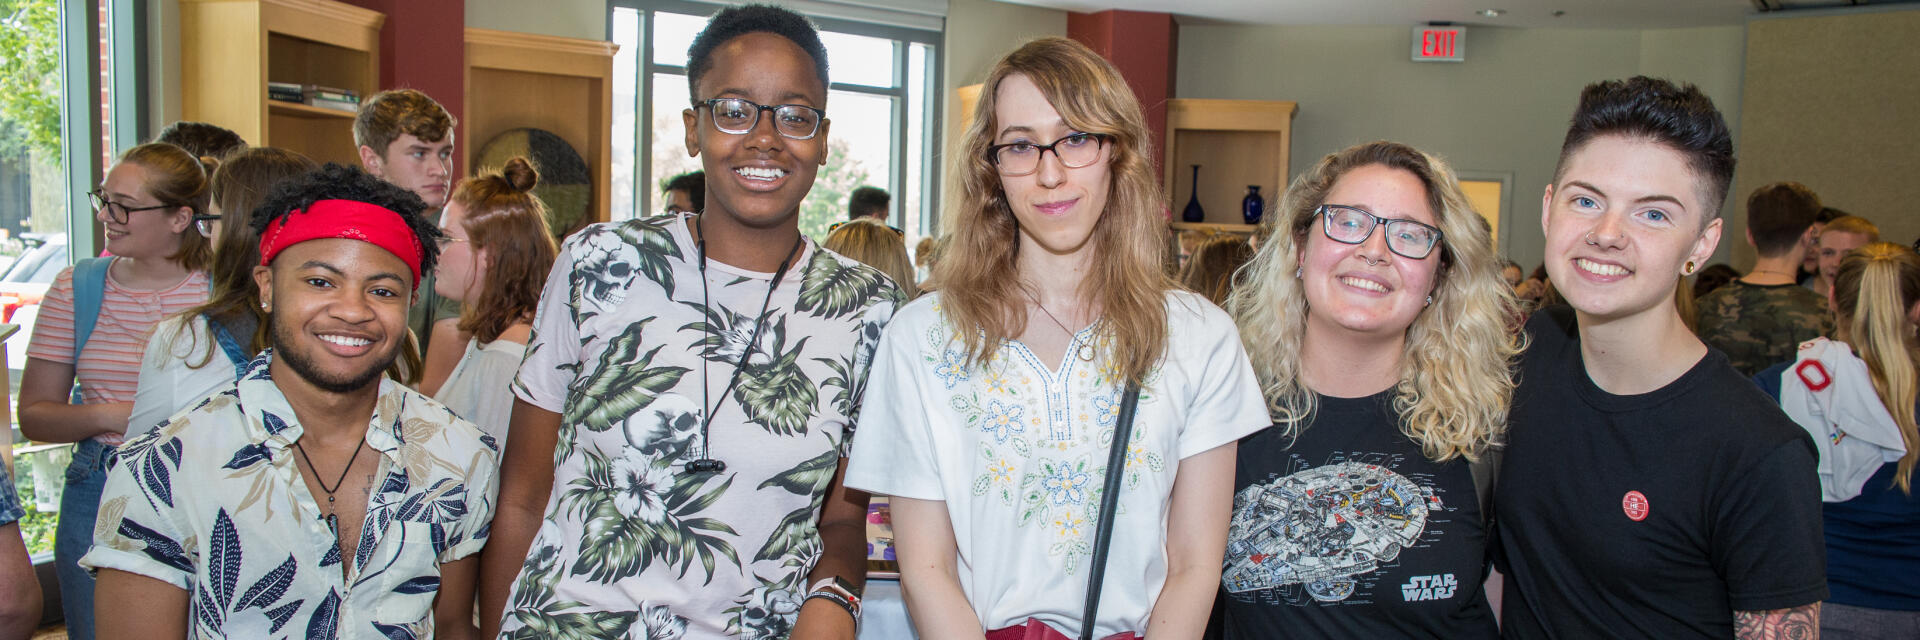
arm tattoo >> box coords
[1734,603,1819,640]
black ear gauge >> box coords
[686,458,727,474]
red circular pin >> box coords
[1622,491,1650,521]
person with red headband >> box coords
[81,164,500,640]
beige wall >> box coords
[466,0,606,40]
[1176,23,1746,272]
[1731,8,1920,267]
[938,0,1066,197]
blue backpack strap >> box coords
[204,313,252,380]
[68,257,113,404]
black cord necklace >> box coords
[690,213,804,475]
[292,439,365,538]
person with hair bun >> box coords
[16,142,213,640]
[845,36,1266,639]
[423,156,557,443]
[1756,241,1920,639]
[1213,141,1519,639]
[129,146,317,439]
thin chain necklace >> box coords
[1026,289,1096,361]
[293,439,366,539]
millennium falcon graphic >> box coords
[1222,461,1441,602]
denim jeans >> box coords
[54,438,112,640]
[1823,601,1920,640]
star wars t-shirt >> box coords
[1215,391,1497,640]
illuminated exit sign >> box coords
[1412,25,1465,62]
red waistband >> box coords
[984,618,1141,640]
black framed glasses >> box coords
[695,98,826,140]
[88,190,174,225]
[192,213,221,238]
[987,132,1108,177]
[1314,204,1444,260]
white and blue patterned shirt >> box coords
[81,351,500,640]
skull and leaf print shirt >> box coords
[79,351,501,640]
[502,213,900,639]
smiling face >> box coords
[682,32,827,230]
[992,73,1113,259]
[1298,164,1443,339]
[433,199,483,302]
[97,162,193,259]
[255,238,413,395]
[366,133,455,209]
[1542,135,1721,322]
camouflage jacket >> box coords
[1695,280,1833,377]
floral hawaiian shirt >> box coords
[501,214,899,639]
[80,351,500,640]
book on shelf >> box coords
[264,82,362,109]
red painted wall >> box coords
[341,0,466,177]
[1067,10,1177,174]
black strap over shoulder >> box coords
[1080,381,1142,640]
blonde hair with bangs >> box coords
[1227,141,1521,462]
[931,37,1170,384]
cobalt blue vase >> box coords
[1181,165,1205,223]
[1242,185,1264,225]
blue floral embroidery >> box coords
[1091,391,1119,429]
[933,349,970,390]
[981,399,1026,443]
[1042,464,1091,506]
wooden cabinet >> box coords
[1162,99,1297,233]
[464,28,617,230]
[179,0,382,166]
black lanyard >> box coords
[688,214,804,474]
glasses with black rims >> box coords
[88,190,176,225]
[191,213,221,238]
[1314,204,1444,260]
[696,98,825,140]
[987,132,1108,177]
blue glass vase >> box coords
[1242,185,1264,225]
[1181,165,1205,223]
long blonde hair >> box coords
[1831,242,1920,493]
[1227,141,1521,462]
[931,37,1170,385]
[825,219,918,299]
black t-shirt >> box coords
[1494,311,1827,639]
[1214,391,1498,640]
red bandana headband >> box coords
[258,199,425,289]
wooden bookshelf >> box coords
[180,0,382,166]
[1163,99,1297,228]
[464,28,618,232]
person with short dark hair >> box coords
[477,6,899,639]
[663,170,705,214]
[1695,181,1832,376]
[1494,77,1826,639]
[1799,206,1847,286]
[83,163,498,639]
[154,121,248,160]
[847,185,889,221]
[1691,262,1740,299]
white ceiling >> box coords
[993,0,1771,30]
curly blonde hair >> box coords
[931,37,1170,385]
[1227,141,1521,462]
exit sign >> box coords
[1412,26,1465,62]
